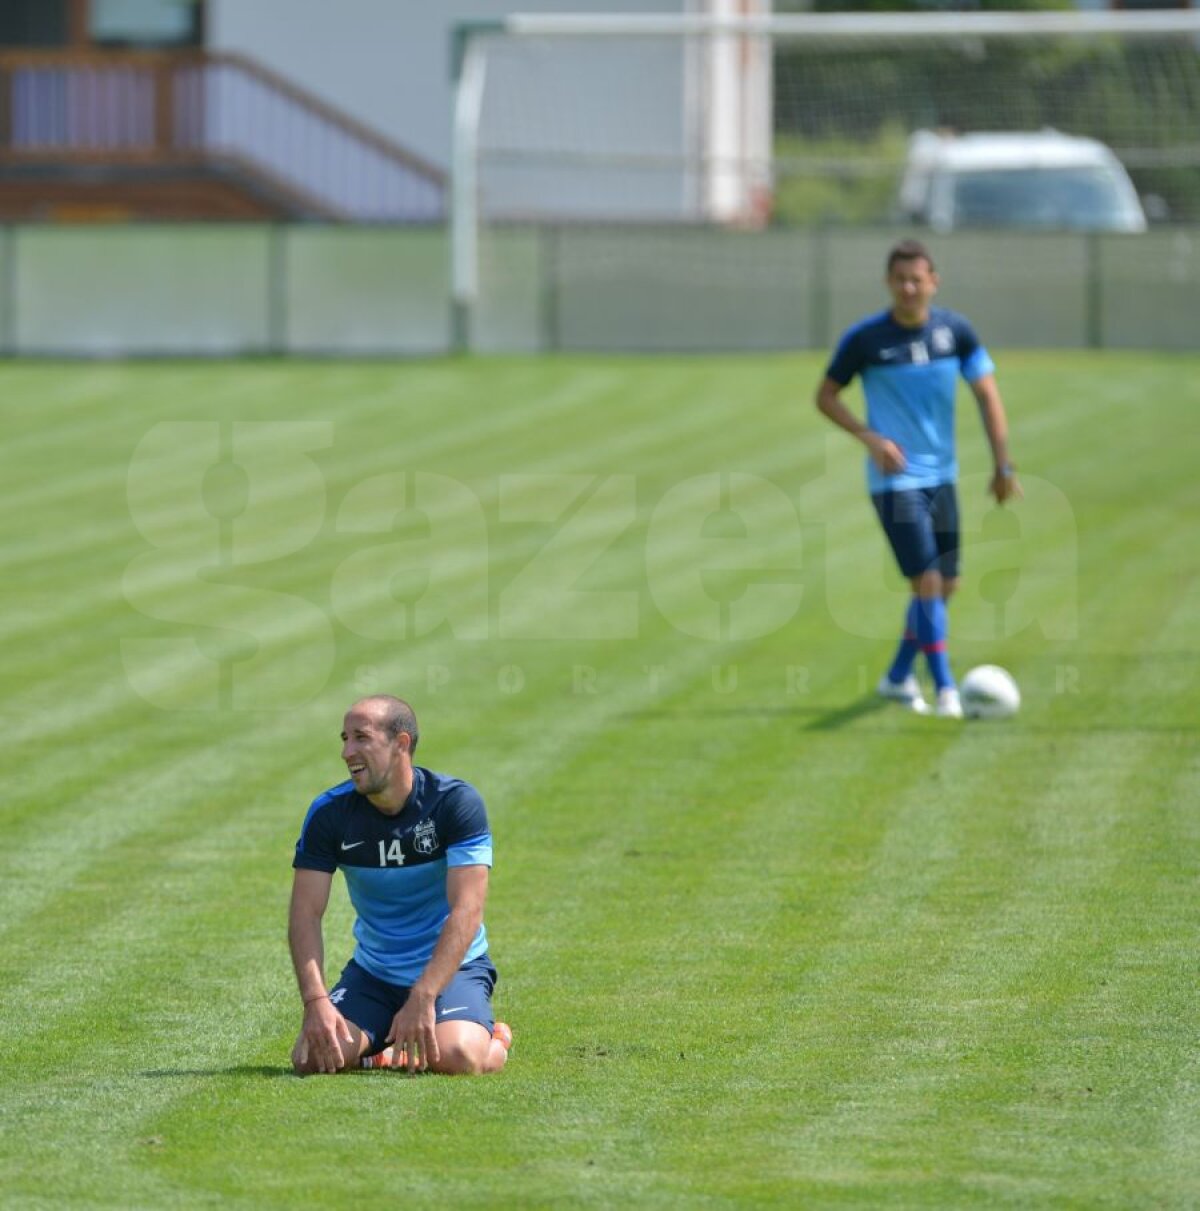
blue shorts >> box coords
[328,954,498,1056]
[871,485,961,580]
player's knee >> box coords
[433,1039,487,1075]
[432,1022,494,1075]
[911,570,942,598]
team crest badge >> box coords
[412,818,439,856]
[931,325,954,354]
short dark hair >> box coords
[365,695,419,752]
[887,239,935,274]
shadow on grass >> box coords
[803,696,891,731]
[624,697,894,731]
[139,1065,296,1079]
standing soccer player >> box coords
[815,239,1021,717]
[289,695,511,1074]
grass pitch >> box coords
[1,352,1197,1209]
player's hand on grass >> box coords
[387,989,439,1073]
[294,997,354,1073]
[865,432,906,475]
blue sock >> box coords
[886,597,922,684]
[915,596,954,692]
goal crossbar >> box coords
[501,10,1200,40]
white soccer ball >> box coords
[960,665,1021,720]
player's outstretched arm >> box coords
[970,375,1022,504]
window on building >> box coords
[89,0,202,47]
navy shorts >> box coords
[871,485,961,580]
[328,954,498,1056]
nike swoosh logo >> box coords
[439,1006,469,1016]
[340,841,365,851]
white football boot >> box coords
[935,687,964,719]
[876,674,930,714]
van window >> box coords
[931,166,1145,232]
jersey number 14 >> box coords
[378,839,405,866]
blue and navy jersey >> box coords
[825,305,995,494]
[293,766,492,986]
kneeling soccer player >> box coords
[289,695,511,1075]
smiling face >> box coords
[340,700,412,811]
[886,255,939,327]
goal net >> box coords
[451,10,1200,352]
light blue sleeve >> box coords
[448,833,493,867]
[442,782,493,867]
[961,345,995,383]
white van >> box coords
[899,129,1148,233]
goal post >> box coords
[450,9,1200,352]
